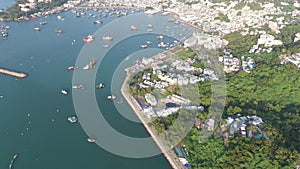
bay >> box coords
[0,9,195,169]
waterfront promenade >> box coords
[121,47,186,169]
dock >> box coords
[0,68,27,78]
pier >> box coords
[0,68,27,78]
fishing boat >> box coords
[102,36,113,41]
[107,95,116,100]
[61,90,68,95]
[83,35,94,43]
[68,116,78,123]
[87,138,96,143]
[96,83,104,89]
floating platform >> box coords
[0,68,27,78]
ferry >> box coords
[72,85,84,89]
[87,138,96,143]
[93,20,103,24]
[61,90,68,95]
[83,35,94,43]
[102,36,113,41]
[107,95,116,100]
[96,83,104,89]
[68,116,78,123]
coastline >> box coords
[120,47,186,169]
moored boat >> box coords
[40,21,48,25]
[93,20,103,24]
[67,66,76,71]
[83,60,96,70]
[140,44,147,49]
[102,36,113,41]
[83,35,95,43]
[87,138,96,143]
[96,83,104,89]
[68,116,78,123]
[72,85,84,89]
[130,25,138,30]
[102,44,109,48]
[156,35,164,40]
[107,95,116,100]
[55,29,64,33]
[61,90,68,95]
[34,27,41,31]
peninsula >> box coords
[0,68,27,78]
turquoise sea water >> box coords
[0,9,195,169]
[0,0,15,10]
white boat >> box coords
[156,35,164,40]
[130,25,138,30]
[94,20,103,24]
[34,27,41,31]
[83,35,94,43]
[72,85,84,89]
[96,83,104,89]
[140,44,147,49]
[68,116,78,123]
[102,44,109,48]
[102,36,113,41]
[61,90,68,95]
[87,137,96,143]
[107,95,116,100]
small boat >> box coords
[83,60,96,70]
[140,44,147,49]
[93,20,103,24]
[87,137,96,143]
[96,83,104,89]
[67,66,75,71]
[34,27,41,31]
[146,41,152,45]
[55,29,64,33]
[107,95,116,100]
[40,21,48,25]
[102,36,113,41]
[102,44,109,48]
[130,25,138,30]
[68,116,78,123]
[156,35,163,40]
[83,35,94,43]
[61,90,68,95]
[72,85,84,89]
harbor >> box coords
[0,68,27,78]
[0,9,193,169]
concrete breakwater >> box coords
[0,68,27,78]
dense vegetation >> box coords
[0,0,68,19]
[151,22,300,168]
